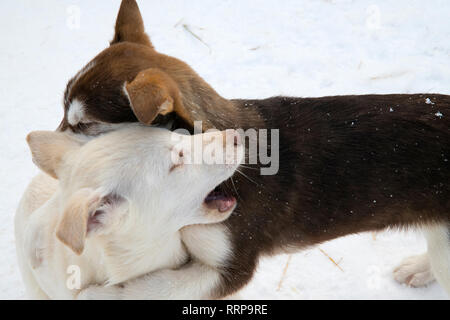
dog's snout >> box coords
[202,129,241,148]
[218,129,241,149]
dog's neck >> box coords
[92,222,188,285]
[47,205,188,288]
[172,74,265,130]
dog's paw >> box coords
[394,253,435,287]
[76,284,123,300]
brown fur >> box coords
[214,94,450,296]
[110,0,152,47]
[57,0,450,298]
[125,68,180,124]
[59,0,237,133]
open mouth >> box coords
[203,185,237,213]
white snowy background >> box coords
[1,0,449,299]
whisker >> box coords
[239,165,259,171]
[223,180,233,197]
[236,168,259,186]
[230,176,242,200]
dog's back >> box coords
[214,93,450,296]
[228,93,450,245]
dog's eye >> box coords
[76,122,93,131]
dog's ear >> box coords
[56,189,125,255]
[110,0,152,47]
[124,68,182,125]
[26,131,82,179]
[56,189,100,255]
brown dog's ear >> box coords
[111,0,152,47]
[26,131,82,179]
[124,68,182,125]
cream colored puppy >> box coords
[15,125,243,299]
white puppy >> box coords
[15,125,243,299]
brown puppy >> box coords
[59,0,240,134]
[59,0,450,298]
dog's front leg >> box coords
[77,284,123,300]
[124,261,222,300]
[77,261,221,300]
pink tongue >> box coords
[218,198,236,212]
[204,192,236,212]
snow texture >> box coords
[1,0,449,299]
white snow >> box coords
[425,98,435,105]
[1,0,449,299]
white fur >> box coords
[65,61,96,126]
[79,224,234,300]
[16,125,241,299]
[181,224,232,268]
[394,225,450,295]
[159,100,172,114]
[122,82,132,106]
[423,224,450,294]
[67,99,85,126]
[79,262,222,300]
[394,253,435,287]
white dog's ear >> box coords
[56,189,124,255]
[56,189,100,255]
[26,131,81,179]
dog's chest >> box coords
[31,243,108,299]
[24,217,107,298]
[24,224,71,298]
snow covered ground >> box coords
[1,0,449,299]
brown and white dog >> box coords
[52,0,449,298]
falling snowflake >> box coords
[425,98,435,105]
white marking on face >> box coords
[68,99,85,126]
[159,100,172,114]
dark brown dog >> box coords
[59,0,239,135]
[58,0,450,298]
